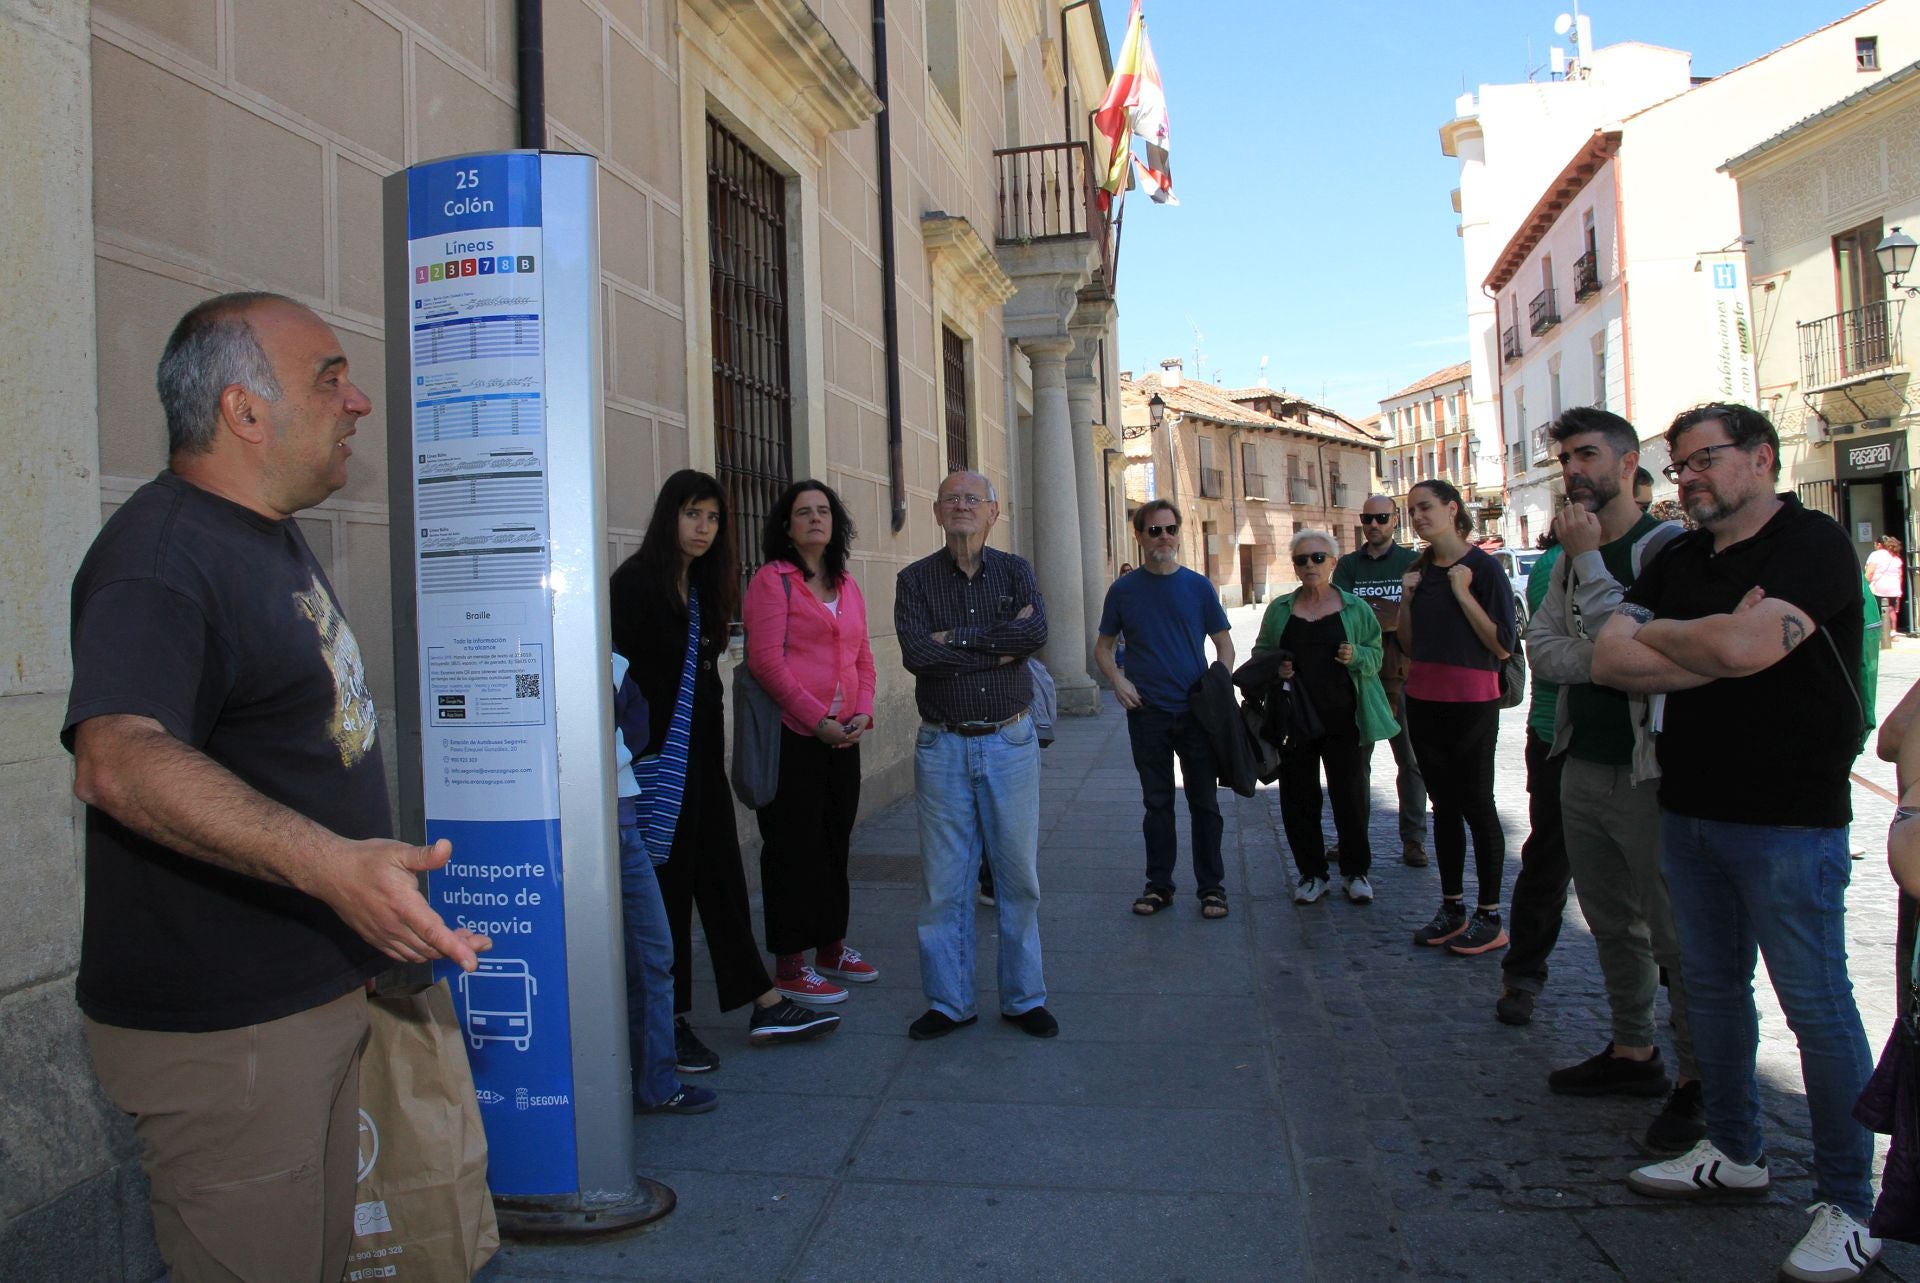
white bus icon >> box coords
[456,957,538,1051]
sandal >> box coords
[1132,889,1173,916]
[1200,892,1230,920]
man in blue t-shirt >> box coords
[1095,499,1235,919]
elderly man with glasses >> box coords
[1096,498,1235,919]
[895,469,1055,1041]
[1593,404,1879,1283]
[1332,495,1430,868]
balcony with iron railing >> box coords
[1243,472,1267,500]
[1288,477,1312,505]
[1330,483,1350,508]
[1199,467,1225,499]
[1502,325,1522,363]
[1799,300,1906,392]
[1529,287,1560,336]
[1573,250,1600,302]
[992,141,1114,294]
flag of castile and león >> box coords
[1094,0,1175,209]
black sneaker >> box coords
[908,1009,978,1041]
[1413,900,1468,946]
[1001,1006,1059,1038]
[636,1084,718,1115]
[1644,1079,1707,1154]
[1494,987,1536,1026]
[1548,1044,1670,1098]
[749,998,841,1045]
[674,1017,719,1074]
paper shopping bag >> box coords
[346,982,500,1283]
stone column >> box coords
[1020,336,1098,714]
[1065,348,1108,683]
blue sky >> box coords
[1098,1,1871,418]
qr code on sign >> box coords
[515,673,541,699]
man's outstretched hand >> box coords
[310,837,492,970]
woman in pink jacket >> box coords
[744,479,879,1005]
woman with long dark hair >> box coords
[1398,479,1518,957]
[745,479,878,1005]
[611,470,839,1070]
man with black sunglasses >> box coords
[1332,494,1429,867]
[1593,403,1878,1283]
[1096,499,1235,920]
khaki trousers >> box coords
[86,988,370,1283]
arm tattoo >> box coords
[1781,613,1807,654]
[1619,603,1654,625]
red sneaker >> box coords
[773,965,848,1004]
[816,944,879,984]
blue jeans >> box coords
[1659,812,1874,1219]
[620,823,681,1108]
[914,718,1046,1020]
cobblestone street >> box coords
[479,605,1920,1282]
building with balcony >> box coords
[1443,1,1919,543]
[1468,0,1917,544]
[5,0,1129,1259]
[1726,57,1920,616]
[1374,362,1480,543]
[1120,363,1382,605]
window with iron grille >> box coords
[707,116,793,605]
[943,326,970,473]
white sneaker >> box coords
[1625,1138,1769,1199]
[1345,875,1374,904]
[1781,1203,1880,1282]
[1293,875,1329,904]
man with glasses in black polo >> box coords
[1096,498,1235,920]
[1333,494,1429,867]
[1593,404,1878,1283]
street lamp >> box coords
[1147,392,1166,431]
[1877,226,1919,296]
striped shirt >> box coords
[895,545,1049,724]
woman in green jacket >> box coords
[1253,529,1400,906]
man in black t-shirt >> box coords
[1332,494,1428,867]
[64,294,490,1282]
[1593,404,1878,1283]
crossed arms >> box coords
[1590,587,1817,693]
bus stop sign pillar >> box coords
[383,150,670,1233]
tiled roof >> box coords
[1120,373,1383,448]
[1383,362,1472,402]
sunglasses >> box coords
[1359,512,1395,525]
[1145,523,1180,537]
[1292,552,1330,567]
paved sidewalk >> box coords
[478,609,1920,1282]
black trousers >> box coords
[656,744,774,1015]
[1126,705,1225,897]
[1404,696,1505,907]
[756,729,861,957]
[1278,722,1373,879]
[1501,729,1570,994]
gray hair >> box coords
[156,292,290,456]
[939,469,998,503]
[1290,527,1337,556]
